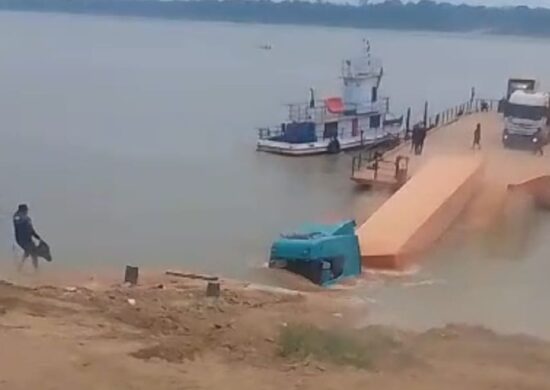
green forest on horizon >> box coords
[2,0,550,36]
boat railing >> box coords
[423,98,500,130]
[351,97,501,178]
[352,98,389,115]
[259,124,358,141]
[287,98,389,123]
[257,125,283,140]
[351,134,401,177]
[474,98,501,112]
[287,103,339,123]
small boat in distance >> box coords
[258,44,272,50]
[256,41,403,156]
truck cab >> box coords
[268,220,361,286]
[503,89,550,150]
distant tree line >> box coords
[3,0,550,36]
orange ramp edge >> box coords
[357,155,483,270]
[508,175,550,209]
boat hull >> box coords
[257,133,399,156]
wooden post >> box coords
[206,281,221,298]
[423,101,428,129]
[124,265,139,285]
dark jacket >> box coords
[13,211,40,247]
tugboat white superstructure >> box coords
[257,41,403,156]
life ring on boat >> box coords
[327,138,341,154]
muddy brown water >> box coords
[0,12,549,338]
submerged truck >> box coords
[502,79,550,150]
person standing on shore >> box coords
[534,140,544,156]
[411,125,418,153]
[416,126,427,155]
[412,123,425,155]
[472,123,481,150]
[13,204,42,270]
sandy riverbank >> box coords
[1,271,550,389]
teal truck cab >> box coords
[268,220,361,286]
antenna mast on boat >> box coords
[363,38,371,58]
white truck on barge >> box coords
[502,78,550,150]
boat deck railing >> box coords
[257,122,396,142]
[351,98,501,176]
[351,135,401,177]
[258,125,283,140]
[286,98,389,123]
[287,104,338,124]
[423,98,501,129]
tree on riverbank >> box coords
[3,0,550,37]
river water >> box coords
[0,11,549,337]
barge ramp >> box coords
[357,155,483,269]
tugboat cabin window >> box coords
[371,87,378,102]
[323,122,338,139]
[370,115,381,128]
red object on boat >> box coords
[325,97,344,114]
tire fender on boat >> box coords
[328,138,341,154]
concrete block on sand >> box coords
[357,155,483,269]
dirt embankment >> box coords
[0,274,549,390]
